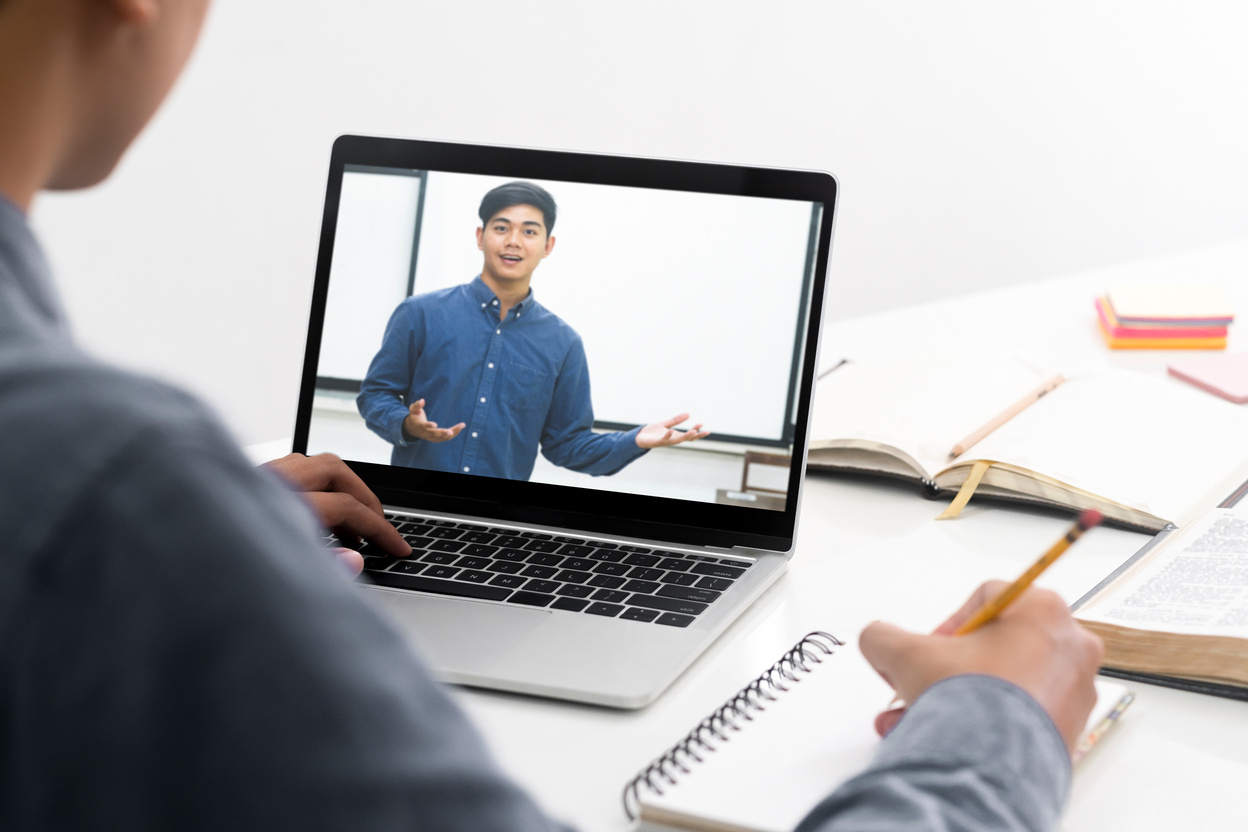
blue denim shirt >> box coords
[357,277,646,481]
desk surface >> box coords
[254,238,1248,831]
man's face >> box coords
[476,203,555,286]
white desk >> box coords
[446,240,1248,831]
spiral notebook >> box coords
[623,632,1133,832]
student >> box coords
[357,181,710,481]
[0,1,1101,830]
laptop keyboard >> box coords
[324,513,755,628]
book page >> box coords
[965,371,1248,525]
[1078,507,1248,638]
[811,355,1051,478]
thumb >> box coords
[859,620,930,698]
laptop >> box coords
[293,135,837,708]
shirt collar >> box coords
[470,274,534,314]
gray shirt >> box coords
[0,195,1067,831]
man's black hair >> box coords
[478,181,557,235]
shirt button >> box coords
[472,432,478,438]
[492,300,498,305]
[463,466,470,473]
[481,302,486,308]
[496,329,501,335]
[480,397,486,403]
[488,362,494,369]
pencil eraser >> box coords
[1077,509,1104,531]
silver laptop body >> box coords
[294,136,837,708]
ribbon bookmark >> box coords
[935,460,993,520]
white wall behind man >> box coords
[29,1,1248,445]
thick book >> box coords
[807,356,1248,532]
[1074,503,1248,699]
[623,632,1132,832]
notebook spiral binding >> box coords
[622,631,844,821]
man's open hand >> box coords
[263,452,411,574]
[402,398,466,443]
[636,413,710,449]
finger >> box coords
[408,398,426,415]
[447,422,466,436]
[874,706,906,738]
[333,546,365,576]
[859,621,938,704]
[307,492,411,558]
[932,579,1010,635]
[662,413,691,428]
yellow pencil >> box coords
[953,509,1104,635]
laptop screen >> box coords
[295,137,836,552]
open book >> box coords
[808,356,1248,532]
[1075,502,1248,699]
[624,632,1132,832]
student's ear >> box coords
[476,226,484,251]
[102,0,160,25]
[543,235,555,257]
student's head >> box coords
[0,0,211,201]
[475,181,557,288]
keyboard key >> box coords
[623,554,661,567]
[524,579,560,594]
[459,531,496,545]
[397,522,433,536]
[621,608,660,622]
[562,557,597,571]
[487,561,525,574]
[592,589,630,603]
[551,597,590,612]
[403,535,434,549]
[621,579,662,594]
[585,602,624,617]
[690,563,747,580]
[594,542,619,549]
[556,584,594,598]
[361,557,397,572]
[656,558,692,572]
[427,527,463,540]
[526,553,564,566]
[682,554,718,562]
[618,545,652,553]
[628,567,664,581]
[587,575,625,589]
[659,572,699,586]
[520,532,553,540]
[423,565,461,580]
[652,550,682,558]
[462,543,499,557]
[489,574,527,589]
[365,570,512,601]
[588,550,626,563]
[426,519,458,527]
[553,569,592,584]
[430,540,466,553]
[656,613,695,628]
[507,591,555,607]
[523,539,561,553]
[390,560,426,574]
[593,562,630,576]
[658,586,721,604]
[521,565,558,579]
[454,556,492,570]
[493,535,528,548]
[421,551,459,564]
[493,549,529,562]
[457,523,488,532]
[558,544,593,557]
[626,594,709,616]
[458,570,492,583]
[720,559,753,569]
[696,576,734,591]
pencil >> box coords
[885,509,1103,711]
[948,374,1065,459]
[953,508,1104,635]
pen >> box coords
[948,374,1065,459]
[1071,690,1135,766]
[886,509,1104,709]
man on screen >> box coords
[358,181,709,480]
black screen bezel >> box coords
[293,135,837,552]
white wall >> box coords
[28,0,1248,446]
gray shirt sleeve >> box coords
[794,675,1071,832]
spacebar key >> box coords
[367,570,513,601]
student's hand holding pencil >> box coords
[861,581,1105,751]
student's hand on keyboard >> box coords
[262,452,412,573]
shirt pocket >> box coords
[504,361,553,414]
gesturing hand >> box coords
[636,413,711,449]
[263,452,411,574]
[860,581,1104,751]
[402,398,466,443]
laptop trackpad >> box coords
[372,592,550,673]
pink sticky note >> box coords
[1168,352,1248,404]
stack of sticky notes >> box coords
[1095,284,1234,349]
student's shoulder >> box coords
[401,281,473,311]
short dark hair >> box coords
[478,181,557,235]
